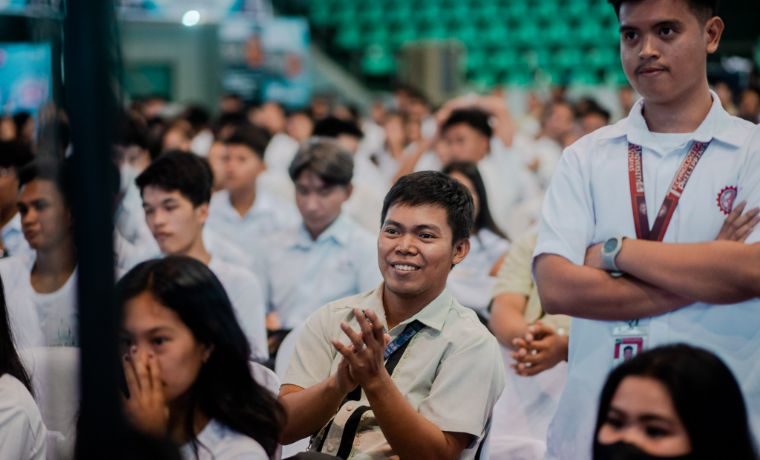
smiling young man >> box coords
[135,152,268,361]
[254,138,380,332]
[532,0,760,458]
[279,171,505,459]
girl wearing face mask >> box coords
[118,256,284,459]
[593,344,757,460]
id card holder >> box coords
[612,320,648,366]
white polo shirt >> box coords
[179,419,268,460]
[208,258,268,362]
[283,285,505,459]
[206,188,300,254]
[254,214,380,330]
[534,92,760,460]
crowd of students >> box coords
[1,0,760,458]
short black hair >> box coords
[288,138,354,186]
[135,151,211,206]
[0,141,34,171]
[381,171,473,244]
[607,0,719,22]
[312,116,363,140]
[583,104,611,124]
[116,111,150,150]
[223,124,270,160]
[441,108,493,139]
[17,158,72,206]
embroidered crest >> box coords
[716,185,737,215]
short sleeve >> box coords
[417,331,506,437]
[737,126,760,244]
[534,142,596,265]
[493,232,537,298]
[282,307,339,389]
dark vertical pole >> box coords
[63,0,126,457]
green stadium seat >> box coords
[334,25,362,51]
[361,44,397,76]
[388,25,419,48]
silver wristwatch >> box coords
[601,236,625,273]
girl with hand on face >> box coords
[594,344,757,460]
[118,256,285,460]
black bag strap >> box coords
[321,320,425,458]
[343,320,424,402]
[335,405,372,459]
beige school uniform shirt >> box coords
[283,285,506,459]
[492,231,571,333]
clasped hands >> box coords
[331,308,392,395]
[511,320,568,377]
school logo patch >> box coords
[716,185,737,215]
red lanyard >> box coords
[627,141,710,241]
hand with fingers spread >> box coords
[332,308,390,391]
[122,346,169,437]
[716,201,760,242]
[511,321,568,377]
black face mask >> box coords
[594,441,695,460]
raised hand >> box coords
[122,346,169,437]
[332,308,389,390]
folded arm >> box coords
[534,254,691,320]
[610,240,760,303]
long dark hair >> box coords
[116,256,285,457]
[0,276,33,394]
[442,161,509,241]
[593,344,757,460]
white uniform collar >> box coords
[599,90,750,149]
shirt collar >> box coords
[364,283,453,333]
[1,212,22,237]
[292,213,353,249]
[598,90,748,148]
[218,188,276,219]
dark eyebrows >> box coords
[142,196,179,209]
[382,219,442,233]
[620,19,682,33]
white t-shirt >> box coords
[208,258,268,361]
[179,419,268,460]
[0,374,46,460]
[535,92,760,460]
[0,256,44,350]
[29,270,78,348]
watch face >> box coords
[604,238,618,252]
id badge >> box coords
[612,321,648,366]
